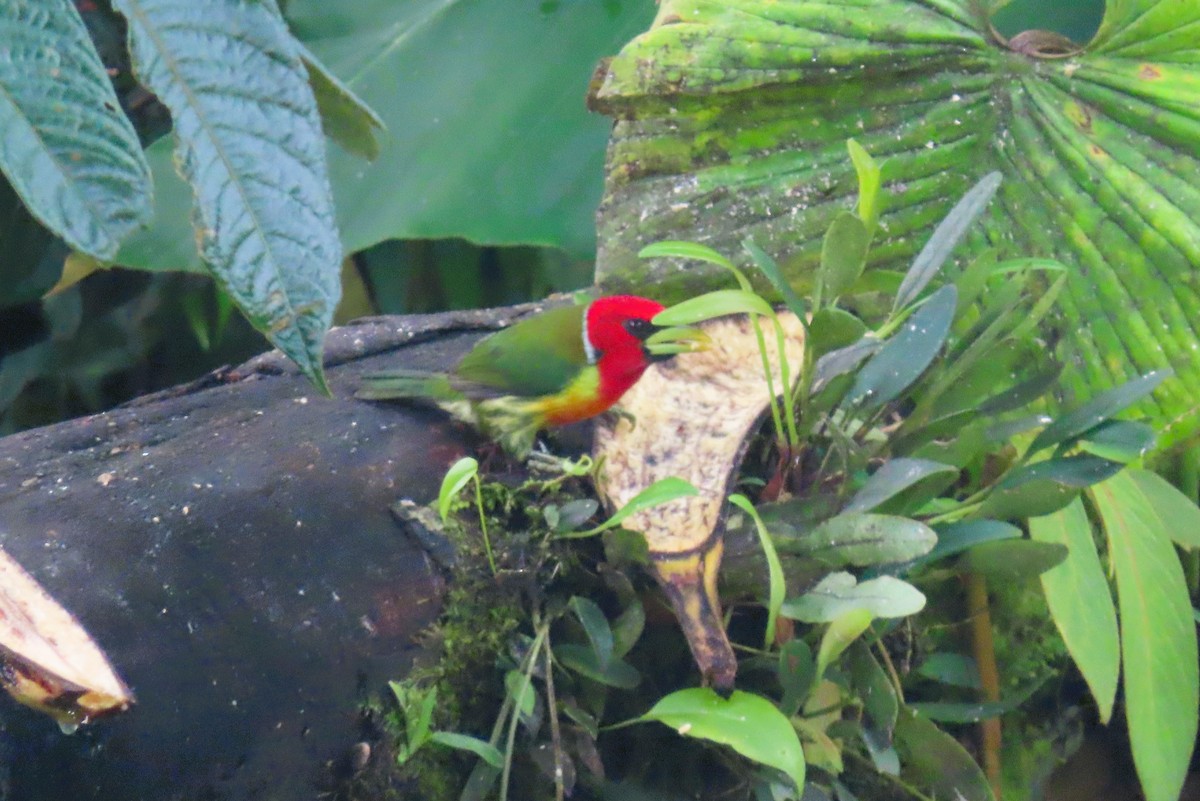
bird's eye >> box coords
[623,318,655,339]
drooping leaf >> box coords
[1093,472,1199,801]
[643,689,806,794]
[1029,498,1119,723]
[844,285,957,410]
[114,0,342,390]
[893,172,1002,311]
[590,0,1200,448]
[781,573,926,623]
[844,458,958,516]
[122,0,654,267]
[429,731,504,768]
[566,476,698,538]
[0,0,152,259]
[730,494,786,650]
[437,457,478,523]
[894,708,995,801]
[1122,468,1200,550]
[774,513,937,568]
[651,289,775,327]
[813,608,874,690]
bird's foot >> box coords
[525,444,594,479]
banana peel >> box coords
[595,312,805,689]
[0,546,133,730]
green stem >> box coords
[499,623,549,801]
[474,475,496,574]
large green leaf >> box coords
[591,0,1200,447]
[113,0,342,390]
[0,0,152,259]
[1093,471,1199,801]
[1029,498,1119,723]
[119,0,655,271]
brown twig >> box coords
[966,572,1003,798]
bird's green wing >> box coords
[454,304,588,398]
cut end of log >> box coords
[0,545,133,730]
[595,312,806,688]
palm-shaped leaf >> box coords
[590,0,1200,447]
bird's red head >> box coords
[581,295,667,408]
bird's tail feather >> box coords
[356,369,461,402]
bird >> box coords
[356,295,705,457]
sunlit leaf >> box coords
[651,289,774,327]
[1094,472,1199,801]
[781,573,926,623]
[643,689,806,793]
[1029,498,1119,723]
[437,457,478,523]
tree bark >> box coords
[0,307,529,801]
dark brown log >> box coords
[0,307,532,801]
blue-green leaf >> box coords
[893,172,1001,311]
[569,596,614,670]
[844,458,958,515]
[1028,371,1171,454]
[115,0,342,390]
[845,285,957,410]
[0,0,152,258]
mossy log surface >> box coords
[0,306,536,801]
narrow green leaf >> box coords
[1124,468,1200,550]
[1029,498,1119,723]
[730,493,786,650]
[809,307,868,357]
[115,0,343,390]
[774,513,937,567]
[978,455,1124,519]
[845,285,957,410]
[818,211,870,303]
[1028,371,1172,454]
[1078,421,1156,464]
[893,172,1001,311]
[0,0,152,258]
[1094,472,1199,801]
[908,679,1041,723]
[743,237,807,321]
[642,689,806,794]
[844,458,958,515]
[813,336,880,389]
[569,596,614,670]
[504,669,537,722]
[437,457,478,523]
[639,240,736,272]
[566,477,699,538]
[429,731,504,768]
[976,361,1063,415]
[814,608,874,688]
[962,539,1069,581]
[554,644,641,689]
[651,289,774,327]
[299,46,384,161]
[781,573,926,623]
[847,139,882,231]
[894,708,995,801]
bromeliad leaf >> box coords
[781,572,926,623]
[774,513,937,567]
[1029,498,1119,723]
[844,458,958,515]
[893,172,1002,311]
[844,285,957,410]
[0,0,152,259]
[642,689,806,794]
[1028,371,1172,454]
[114,0,343,390]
